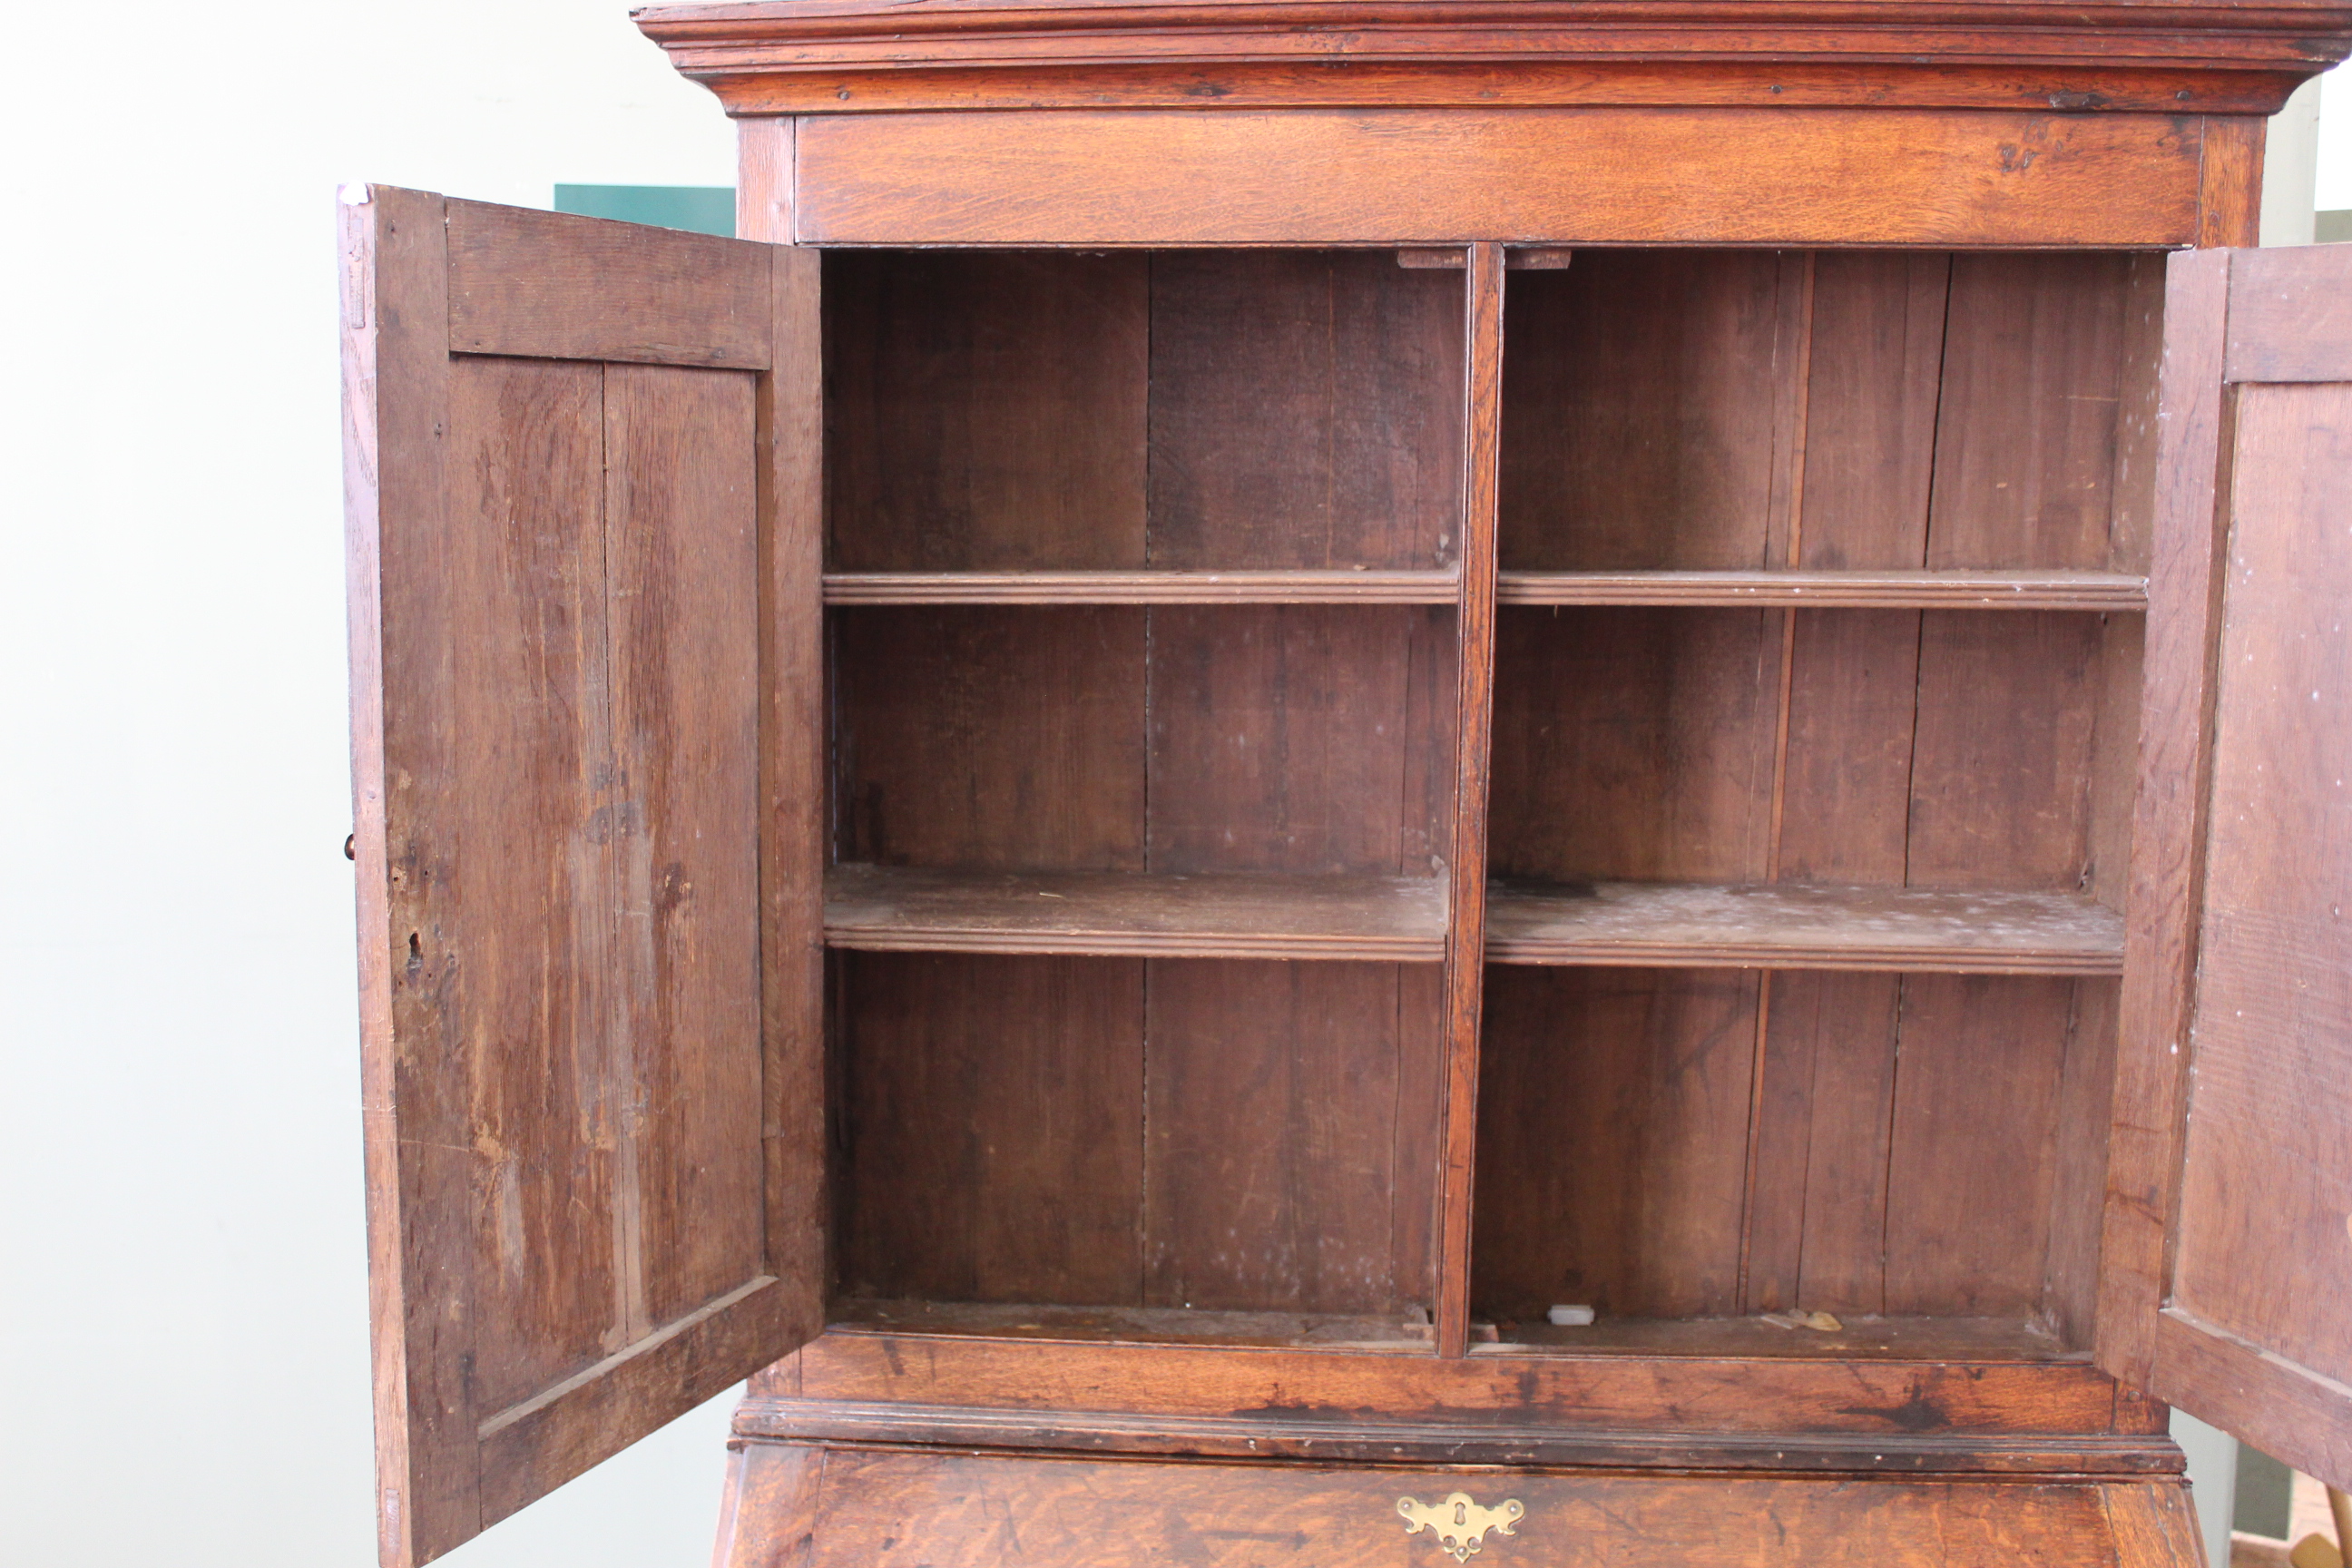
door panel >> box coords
[343,188,824,1567]
[2102,243,2352,1491]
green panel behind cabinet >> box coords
[553,184,735,237]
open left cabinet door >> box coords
[2102,243,2352,1492]
[342,188,825,1567]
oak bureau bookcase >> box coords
[340,4,2352,1563]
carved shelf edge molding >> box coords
[637,0,2352,115]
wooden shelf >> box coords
[1484,880,2123,974]
[1478,1315,2084,1362]
[832,1298,1434,1351]
[1495,569,2147,611]
[826,570,1461,605]
[825,864,1448,960]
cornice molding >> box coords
[635,0,2352,113]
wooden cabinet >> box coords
[340,5,2352,1563]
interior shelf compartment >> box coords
[1494,569,2146,611]
[831,1298,1436,1352]
[1484,880,2122,974]
[824,569,1462,604]
[826,864,1448,961]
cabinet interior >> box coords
[818,246,2162,1359]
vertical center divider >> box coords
[1436,243,1505,1357]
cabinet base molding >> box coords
[735,1396,2184,1476]
[712,1438,2203,1568]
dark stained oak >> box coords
[826,570,1460,604]
[1496,568,2146,610]
[824,865,1447,961]
[345,4,2352,1558]
[790,108,2215,248]
[344,189,820,1568]
[1485,880,2123,974]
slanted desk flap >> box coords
[715,1445,2199,1568]
[2101,243,2352,1491]
[342,189,826,1566]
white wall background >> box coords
[0,4,736,1564]
[0,7,2343,1563]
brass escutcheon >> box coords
[1396,1492,1525,1561]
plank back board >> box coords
[343,188,822,1566]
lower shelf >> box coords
[833,1298,1435,1352]
[1480,1314,2086,1361]
[825,866,2123,971]
[825,864,1447,960]
[1485,879,2124,974]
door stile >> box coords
[344,185,485,1566]
[1436,243,1505,1357]
[2096,248,2234,1392]
[760,240,830,1343]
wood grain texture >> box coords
[832,606,1147,872]
[1147,605,1449,876]
[826,866,1446,959]
[757,240,831,1386]
[1484,881,2123,972]
[2097,248,2233,1394]
[709,1445,2159,1566]
[1436,244,1502,1357]
[1148,250,1463,570]
[2149,362,2352,1487]
[824,250,1148,572]
[825,570,1460,603]
[346,188,812,1567]
[1496,568,2146,609]
[1475,966,1759,1322]
[712,1441,824,1568]
[789,1326,2132,1436]
[2225,243,2352,383]
[2197,113,2267,246]
[792,108,2210,247]
[735,115,794,244]
[1500,251,1786,570]
[1488,607,1782,883]
[1145,959,1444,1315]
[737,1398,2182,1474]
[836,953,1145,1304]
[445,200,770,368]
[1928,253,2136,572]
[642,0,2352,116]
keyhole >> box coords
[1454,1503,1466,1525]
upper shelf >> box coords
[1485,880,2124,974]
[825,570,1460,605]
[1495,569,2147,612]
[827,864,1449,961]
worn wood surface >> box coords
[792,108,2212,246]
[706,1444,2170,1565]
[1435,244,1503,1357]
[789,1328,2131,1435]
[1495,569,2147,610]
[2097,249,2233,1399]
[732,1402,2180,1476]
[641,0,2352,118]
[1483,881,2124,973]
[826,570,1460,603]
[345,189,816,1567]
[825,865,1447,960]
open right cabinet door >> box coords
[2102,243,2352,1492]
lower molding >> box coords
[734,1396,2183,1476]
